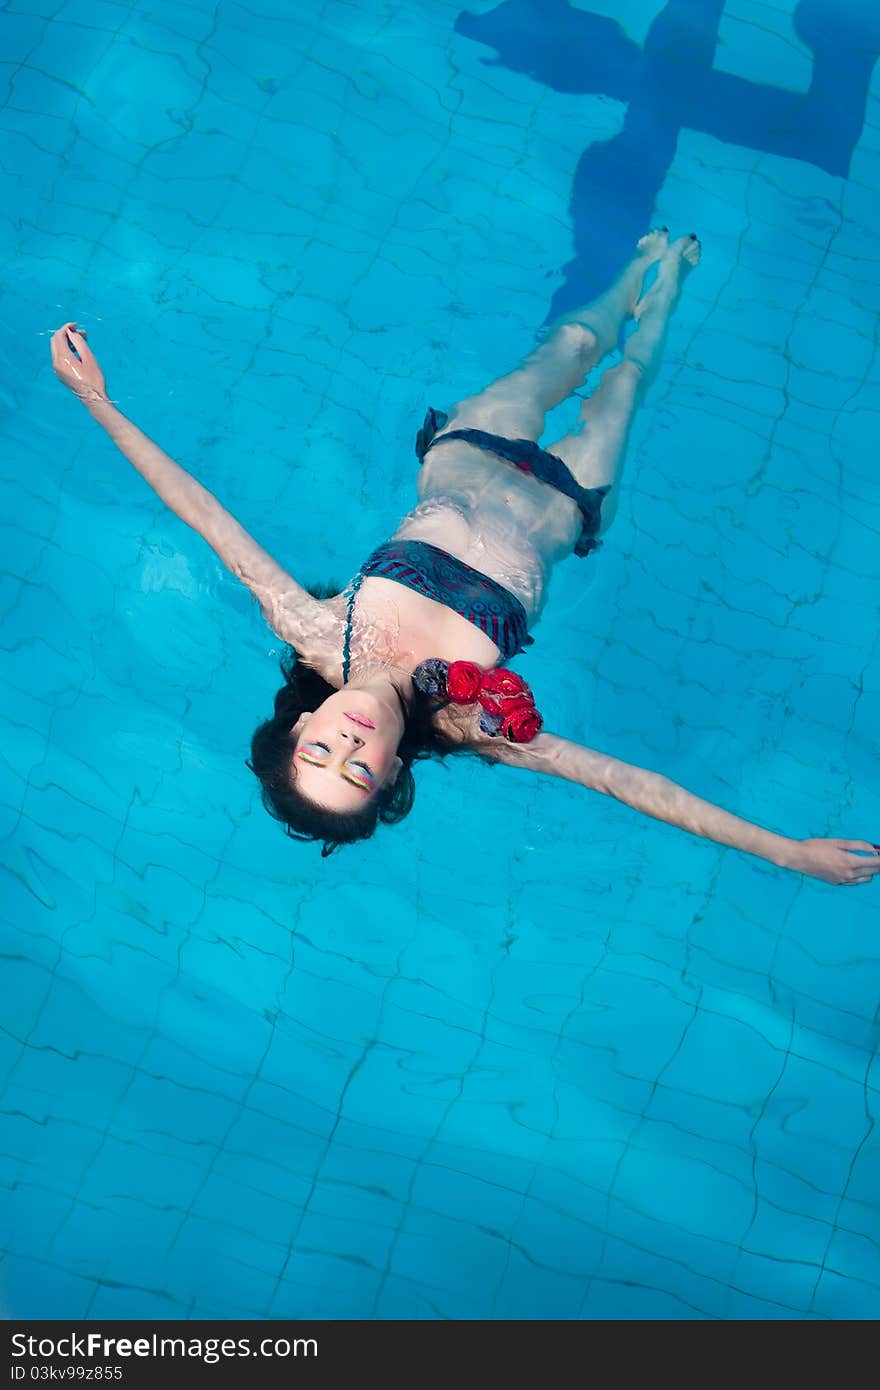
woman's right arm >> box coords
[51,323,325,650]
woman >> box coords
[50,232,879,883]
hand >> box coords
[50,322,108,402]
[786,837,880,886]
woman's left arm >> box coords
[478,729,880,886]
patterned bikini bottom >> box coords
[415,407,609,558]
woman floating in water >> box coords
[52,232,878,883]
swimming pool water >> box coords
[1,0,879,1320]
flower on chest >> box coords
[412,659,542,743]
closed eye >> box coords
[297,740,332,766]
[342,761,375,791]
[296,744,376,792]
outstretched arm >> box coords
[50,323,325,651]
[478,728,880,887]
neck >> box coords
[345,665,413,720]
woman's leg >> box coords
[435,229,670,443]
[546,234,700,533]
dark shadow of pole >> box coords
[455,0,880,319]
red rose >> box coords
[446,660,483,703]
[502,705,543,743]
[480,668,530,700]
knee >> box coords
[552,321,599,362]
[600,358,646,399]
[618,349,650,384]
[614,357,646,384]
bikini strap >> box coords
[414,407,449,461]
[341,570,366,684]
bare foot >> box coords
[616,227,669,316]
[672,232,701,268]
[633,233,700,317]
[636,227,670,264]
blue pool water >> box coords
[1,0,879,1321]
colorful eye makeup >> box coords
[296,742,376,793]
[342,762,375,792]
[297,741,332,767]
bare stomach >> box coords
[393,440,582,621]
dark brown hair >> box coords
[248,646,482,856]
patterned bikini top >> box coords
[341,539,532,683]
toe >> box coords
[683,235,701,266]
[637,227,670,258]
[665,233,701,265]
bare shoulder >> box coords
[430,702,534,765]
[429,701,474,747]
[268,589,345,672]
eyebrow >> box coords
[296,747,372,793]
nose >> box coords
[340,729,364,747]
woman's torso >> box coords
[308,436,583,681]
[406,437,582,614]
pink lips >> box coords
[344,711,375,730]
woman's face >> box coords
[290,683,404,812]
